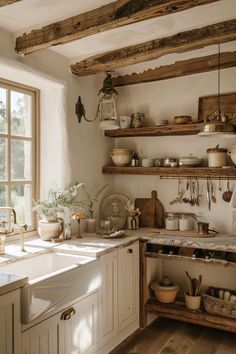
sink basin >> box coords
[0,251,101,323]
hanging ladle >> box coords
[222,179,232,203]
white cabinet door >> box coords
[98,250,118,348]
[0,289,21,354]
[118,242,139,332]
[22,316,58,354]
[22,292,98,354]
[59,292,98,354]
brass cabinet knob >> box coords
[127,248,133,254]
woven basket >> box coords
[203,287,236,319]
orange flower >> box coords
[74,212,84,220]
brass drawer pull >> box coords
[127,248,133,254]
[61,309,71,320]
[68,307,76,316]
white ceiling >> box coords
[0,0,235,64]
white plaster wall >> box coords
[0,28,112,213]
[110,52,236,234]
[1,27,236,230]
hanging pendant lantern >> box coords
[198,44,235,137]
[97,73,119,130]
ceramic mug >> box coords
[120,116,131,129]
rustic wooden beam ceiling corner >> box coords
[15,0,220,55]
[70,19,236,76]
[0,0,21,7]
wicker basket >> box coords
[203,287,236,319]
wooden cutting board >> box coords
[198,92,236,122]
[135,191,165,228]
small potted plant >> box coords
[78,184,108,233]
[125,200,141,230]
[33,182,84,240]
[185,271,202,310]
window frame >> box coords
[0,78,40,234]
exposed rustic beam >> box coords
[0,0,21,6]
[112,51,236,87]
[15,0,219,55]
[71,19,236,76]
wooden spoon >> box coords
[222,180,232,203]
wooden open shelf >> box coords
[102,166,236,179]
[104,123,203,137]
[144,252,236,270]
[146,298,236,333]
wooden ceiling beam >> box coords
[70,19,236,76]
[15,0,219,55]
[112,51,236,87]
[0,0,21,6]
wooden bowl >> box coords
[174,116,192,124]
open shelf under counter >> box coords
[104,123,204,137]
[144,252,236,270]
[102,166,236,179]
[145,298,236,333]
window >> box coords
[0,80,38,231]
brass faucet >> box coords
[0,207,27,253]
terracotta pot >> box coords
[150,282,179,303]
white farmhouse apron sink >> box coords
[0,252,100,324]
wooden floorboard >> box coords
[110,319,236,354]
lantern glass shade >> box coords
[99,93,119,130]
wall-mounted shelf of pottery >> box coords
[104,123,204,137]
[105,123,236,138]
[102,166,236,179]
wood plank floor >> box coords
[110,318,236,354]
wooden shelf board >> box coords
[102,166,236,178]
[144,252,236,269]
[146,299,236,333]
[104,123,203,137]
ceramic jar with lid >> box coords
[179,214,193,231]
[207,145,228,167]
[165,213,178,230]
[228,146,236,165]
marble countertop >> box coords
[0,272,28,296]
[0,228,236,295]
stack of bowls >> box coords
[110,149,133,166]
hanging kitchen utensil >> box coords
[206,179,211,211]
[169,179,184,205]
[210,179,217,203]
[218,178,222,191]
[222,179,233,202]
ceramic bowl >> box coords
[111,148,131,154]
[141,158,155,167]
[179,155,202,167]
[110,150,132,166]
[174,116,192,124]
[151,282,179,303]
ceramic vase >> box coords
[127,215,139,230]
[86,218,96,233]
[38,219,63,241]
